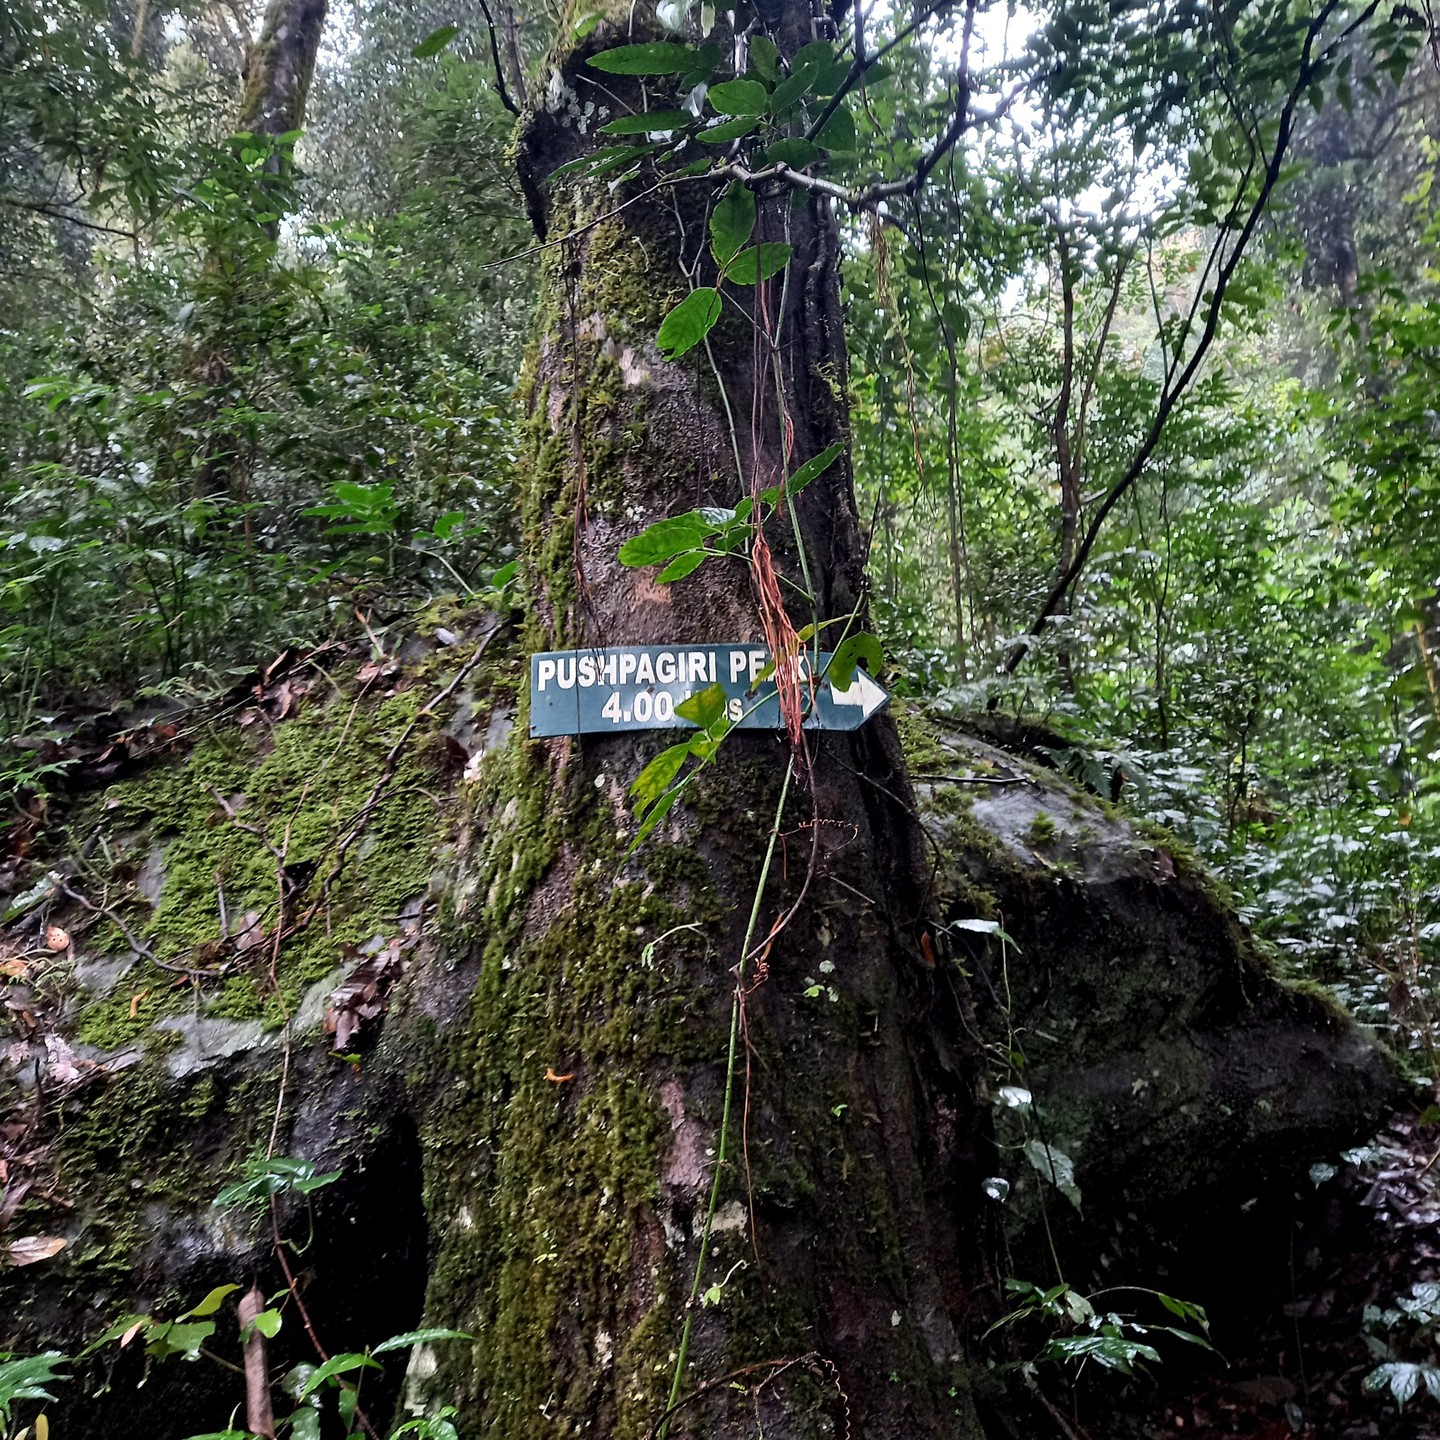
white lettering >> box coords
[598,653,618,685]
[656,652,677,685]
[635,653,655,685]
[537,658,556,692]
[619,652,637,684]
[578,655,596,688]
[728,697,742,721]
[556,656,576,688]
[688,650,708,684]
[749,649,766,684]
[729,650,747,683]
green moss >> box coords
[415,734,726,1440]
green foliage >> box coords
[212,1155,342,1213]
[993,1279,1213,1381]
[0,1352,66,1435]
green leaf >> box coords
[656,287,722,359]
[815,102,857,153]
[412,25,459,59]
[601,110,693,134]
[708,78,769,116]
[827,632,883,690]
[710,183,756,268]
[587,42,697,75]
[297,1354,381,1401]
[182,1284,240,1319]
[371,1329,474,1356]
[698,117,758,145]
[656,550,707,582]
[548,145,648,182]
[244,1310,283,1340]
[147,1320,215,1361]
[749,34,781,82]
[760,137,819,168]
[779,440,843,497]
[618,513,710,568]
[0,1352,67,1424]
[631,744,691,812]
[675,682,728,730]
[1024,1140,1082,1213]
[725,242,791,285]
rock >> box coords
[912,715,1401,1263]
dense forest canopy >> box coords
[2,0,1440,1433]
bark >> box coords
[191,0,327,497]
[408,5,991,1437]
[237,0,328,154]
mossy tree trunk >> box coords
[237,0,328,163]
[191,0,327,498]
[405,5,992,1438]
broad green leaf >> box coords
[710,183,756,268]
[412,25,459,59]
[1024,1140,1082,1213]
[601,110,693,134]
[147,1320,215,1361]
[827,631,883,690]
[698,117,758,145]
[587,43,697,75]
[631,786,683,849]
[656,288,721,359]
[749,34,780,82]
[631,744,690,811]
[618,513,710,568]
[656,550,707,582]
[761,137,819,168]
[182,1284,240,1319]
[708,78,769,116]
[815,102,857,153]
[675,682,728,730]
[244,1310,283,1340]
[725,243,791,285]
[297,1354,381,1401]
[371,1329,474,1356]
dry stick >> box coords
[238,1284,277,1439]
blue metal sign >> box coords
[528,643,888,738]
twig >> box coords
[57,883,218,978]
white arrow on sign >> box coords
[828,670,887,721]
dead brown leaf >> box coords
[0,957,28,980]
[6,1234,66,1266]
[128,989,149,1019]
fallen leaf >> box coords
[120,1318,146,1348]
[545,1068,575,1084]
[128,989,149,1019]
[0,957,28,980]
[6,1234,66,1266]
[44,924,69,951]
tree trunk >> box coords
[237,0,328,156]
[407,6,991,1437]
[192,0,328,497]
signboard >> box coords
[528,643,888,738]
